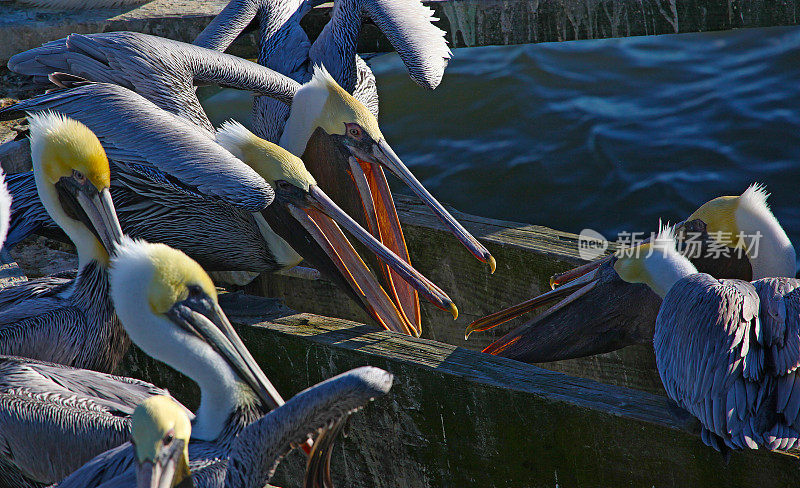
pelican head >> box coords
[110,238,285,441]
[132,396,192,488]
[28,111,123,265]
[612,223,697,298]
[217,121,455,336]
[280,65,494,273]
[680,183,795,279]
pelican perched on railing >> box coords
[610,223,800,453]
[0,169,10,248]
[7,29,491,333]
[467,185,796,363]
[63,365,393,488]
[0,238,286,486]
[2,81,455,334]
[0,238,389,487]
[0,112,127,372]
[131,396,192,488]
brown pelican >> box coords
[62,365,393,488]
[0,169,9,248]
[1,80,456,334]
[0,238,287,486]
[7,29,491,333]
[0,112,127,372]
[466,185,796,363]
[131,396,192,488]
[613,223,800,453]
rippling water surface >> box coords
[204,25,800,265]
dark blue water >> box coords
[204,25,800,255]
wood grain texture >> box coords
[2,0,799,64]
[118,292,800,488]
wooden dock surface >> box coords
[119,292,800,488]
[1,0,800,65]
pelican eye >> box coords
[187,285,204,297]
[72,170,86,183]
[163,429,175,446]
[345,123,363,139]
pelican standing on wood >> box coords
[0,112,127,372]
[466,185,795,363]
[0,238,289,486]
[614,222,800,453]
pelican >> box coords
[466,184,796,363]
[0,168,10,248]
[0,112,127,372]
[0,238,287,485]
[607,222,800,453]
[131,396,192,488]
[62,365,393,487]
[8,29,492,332]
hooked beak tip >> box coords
[449,302,459,321]
[549,276,557,290]
[488,255,497,274]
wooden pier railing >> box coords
[119,292,800,488]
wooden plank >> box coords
[1,0,800,65]
[244,194,667,395]
[118,292,800,488]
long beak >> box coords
[77,187,124,254]
[305,185,456,320]
[368,139,495,273]
[166,297,285,411]
[136,440,186,488]
[465,265,602,339]
[347,156,421,335]
[282,184,456,335]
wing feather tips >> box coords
[363,0,451,90]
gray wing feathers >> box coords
[0,170,9,249]
[9,32,301,131]
[655,274,764,448]
[310,0,450,92]
[194,0,261,52]
[0,84,274,211]
[0,357,173,485]
[224,366,392,488]
[360,0,451,89]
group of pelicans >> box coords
[0,0,798,485]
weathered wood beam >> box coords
[245,194,666,395]
[1,0,799,65]
[118,292,800,488]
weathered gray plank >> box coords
[118,292,800,488]
[1,0,800,65]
